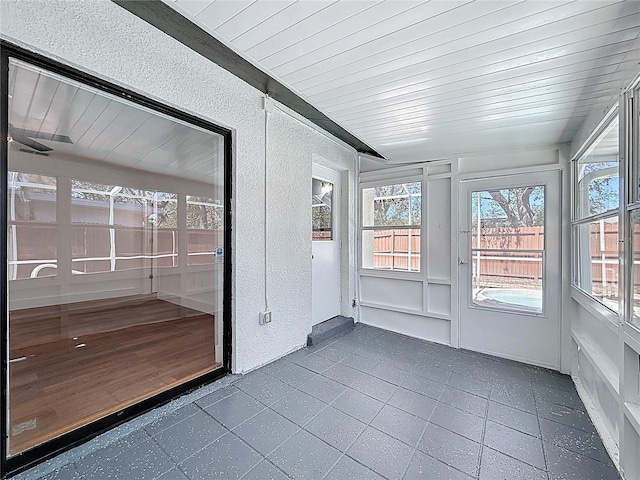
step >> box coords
[307,316,355,346]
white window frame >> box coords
[571,105,621,317]
[359,174,424,275]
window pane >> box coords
[71,181,114,225]
[156,230,178,268]
[9,225,58,279]
[362,182,421,227]
[155,193,178,229]
[114,227,148,271]
[362,228,420,271]
[572,217,619,312]
[312,178,333,241]
[9,173,57,222]
[630,211,640,329]
[188,231,216,265]
[71,226,111,273]
[187,196,223,264]
[575,116,619,219]
[8,172,57,279]
[471,250,543,314]
[187,195,223,230]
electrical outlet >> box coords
[259,310,272,325]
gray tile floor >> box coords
[17,324,619,480]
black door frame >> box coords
[0,40,233,478]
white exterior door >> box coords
[312,165,341,325]
[458,170,561,369]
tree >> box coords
[580,161,618,215]
[474,187,544,228]
[372,183,421,226]
[486,187,538,227]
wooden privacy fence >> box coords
[471,226,544,281]
[373,229,421,271]
[470,224,619,283]
[370,225,620,282]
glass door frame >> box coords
[0,40,233,478]
[458,170,562,369]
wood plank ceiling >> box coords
[8,60,224,184]
[165,0,640,162]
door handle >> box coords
[458,258,469,265]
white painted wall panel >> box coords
[427,284,451,317]
[360,306,450,345]
[459,148,559,175]
[578,349,620,442]
[360,276,423,311]
[427,179,451,280]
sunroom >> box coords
[1,1,640,479]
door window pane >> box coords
[472,250,543,314]
[312,178,333,241]
[471,186,545,314]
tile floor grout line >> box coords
[398,374,448,480]
[230,371,337,477]
[533,382,551,477]
[299,362,386,480]
[475,380,494,479]
[315,348,429,480]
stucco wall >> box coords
[0,0,357,373]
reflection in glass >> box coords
[471,186,545,314]
[8,172,57,279]
[7,58,225,456]
[312,179,333,241]
[573,217,620,312]
[630,211,640,328]
[187,195,222,265]
[575,116,619,219]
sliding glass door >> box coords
[2,48,231,470]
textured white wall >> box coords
[0,0,357,373]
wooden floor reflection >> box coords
[8,297,219,455]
